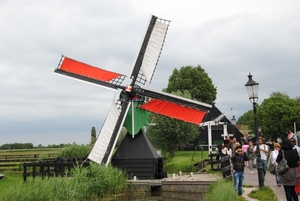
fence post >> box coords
[23,163,27,182]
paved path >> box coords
[242,167,286,201]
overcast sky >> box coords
[1,0,299,146]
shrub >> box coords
[58,144,91,158]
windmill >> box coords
[54,15,212,179]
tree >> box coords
[164,65,217,104]
[236,110,253,125]
[148,113,198,158]
[270,91,290,99]
[257,93,300,141]
[148,90,199,158]
[90,127,96,145]
[148,65,217,158]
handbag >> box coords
[269,163,276,174]
[268,151,276,174]
[275,150,289,174]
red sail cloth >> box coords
[139,99,206,125]
[59,57,122,81]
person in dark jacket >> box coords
[276,138,299,201]
[231,145,249,197]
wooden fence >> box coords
[0,153,56,170]
[23,157,90,181]
[209,153,232,180]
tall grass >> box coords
[0,163,127,201]
[203,180,244,201]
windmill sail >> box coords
[130,15,170,85]
[55,56,126,90]
[139,99,207,125]
[88,99,131,165]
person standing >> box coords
[290,138,300,194]
[247,140,256,174]
[223,136,231,147]
[267,143,281,186]
[231,146,249,197]
[276,138,299,201]
[254,137,269,179]
[242,141,249,166]
[288,130,297,142]
[229,138,237,152]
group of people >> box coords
[267,131,300,201]
[222,131,300,201]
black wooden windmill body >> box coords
[54,15,212,179]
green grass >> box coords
[0,148,60,156]
[163,150,209,174]
[0,171,23,195]
[248,186,278,201]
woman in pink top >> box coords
[242,141,249,166]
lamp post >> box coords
[231,115,236,137]
[245,73,264,189]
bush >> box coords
[58,144,91,158]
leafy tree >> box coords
[164,65,217,104]
[270,91,290,99]
[0,143,34,150]
[236,110,253,125]
[147,90,198,158]
[295,96,300,104]
[148,65,217,158]
[251,92,300,141]
[148,113,198,158]
[90,127,96,145]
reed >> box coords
[0,163,127,201]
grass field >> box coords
[0,148,61,172]
[0,148,60,156]
[0,171,22,194]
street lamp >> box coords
[231,115,236,137]
[245,73,264,189]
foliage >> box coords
[203,180,244,201]
[148,65,217,158]
[37,153,49,161]
[0,163,127,201]
[270,91,290,99]
[148,113,199,158]
[238,92,300,141]
[90,126,96,145]
[164,65,217,104]
[0,143,34,150]
[258,92,300,141]
[58,143,91,158]
[248,186,277,201]
[236,110,253,125]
